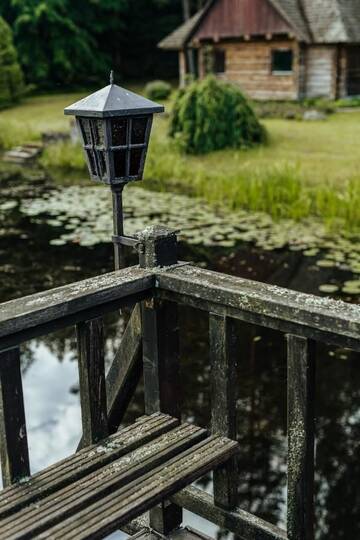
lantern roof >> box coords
[64,84,164,118]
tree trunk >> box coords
[182,0,191,21]
[182,0,196,78]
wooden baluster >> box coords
[209,314,238,509]
[0,347,30,487]
[287,335,316,540]
[77,317,108,447]
[140,226,182,534]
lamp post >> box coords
[64,73,164,269]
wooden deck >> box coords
[0,414,238,539]
[0,225,358,540]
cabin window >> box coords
[271,49,293,74]
[214,49,226,74]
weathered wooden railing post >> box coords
[0,348,30,487]
[139,225,182,534]
[76,317,108,446]
[209,315,238,510]
[287,335,316,540]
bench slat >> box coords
[0,423,207,540]
[0,413,177,519]
[43,436,238,540]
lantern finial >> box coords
[110,70,114,85]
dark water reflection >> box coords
[0,205,359,539]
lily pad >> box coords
[319,284,339,294]
[342,280,360,295]
[316,259,336,268]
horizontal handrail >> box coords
[155,265,360,351]
[1,262,359,352]
[0,267,154,352]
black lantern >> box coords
[64,76,164,186]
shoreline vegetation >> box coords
[0,92,359,231]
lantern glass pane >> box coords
[86,150,96,175]
[93,120,105,147]
[99,151,107,177]
[129,148,143,176]
[111,118,127,146]
[80,119,92,145]
[114,150,127,177]
[131,117,148,144]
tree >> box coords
[0,16,24,107]
[0,0,184,88]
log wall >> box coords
[304,45,338,99]
[199,39,300,101]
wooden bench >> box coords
[0,413,238,540]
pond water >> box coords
[0,178,359,539]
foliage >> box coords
[40,141,86,172]
[1,92,360,231]
[302,97,336,114]
[0,16,25,108]
[145,80,172,101]
[169,76,266,154]
[0,0,184,88]
[335,96,360,108]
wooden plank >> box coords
[129,526,214,540]
[106,303,143,433]
[287,335,315,540]
[209,313,238,509]
[158,288,360,352]
[0,422,208,540]
[77,318,108,446]
[77,306,143,450]
[0,348,30,487]
[155,265,360,350]
[36,436,239,540]
[0,414,178,520]
[141,227,182,534]
[171,486,288,540]
[0,268,153,350]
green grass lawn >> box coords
[0,92,359,229]
[0,93,82,148]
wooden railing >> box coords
[0,225,359,540]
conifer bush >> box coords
[145,80,172,101]
[0,17,25,109]
[170,76,266,154]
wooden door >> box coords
[347,46,360,96]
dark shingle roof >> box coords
[270,0,311,41]
[158,9,207,50]
[158,0,360,49]
[302,0,360,42]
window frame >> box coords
[271,49,294,76]
[214,48,226,75]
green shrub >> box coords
[335,96,360,108]
[0,17,25,109]
[169,76,266,154]
[302,97,336,114]
[145,80,172,101]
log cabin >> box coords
[158,0,360,100]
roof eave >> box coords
[157,0,215,51]
[268,0,311,43]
